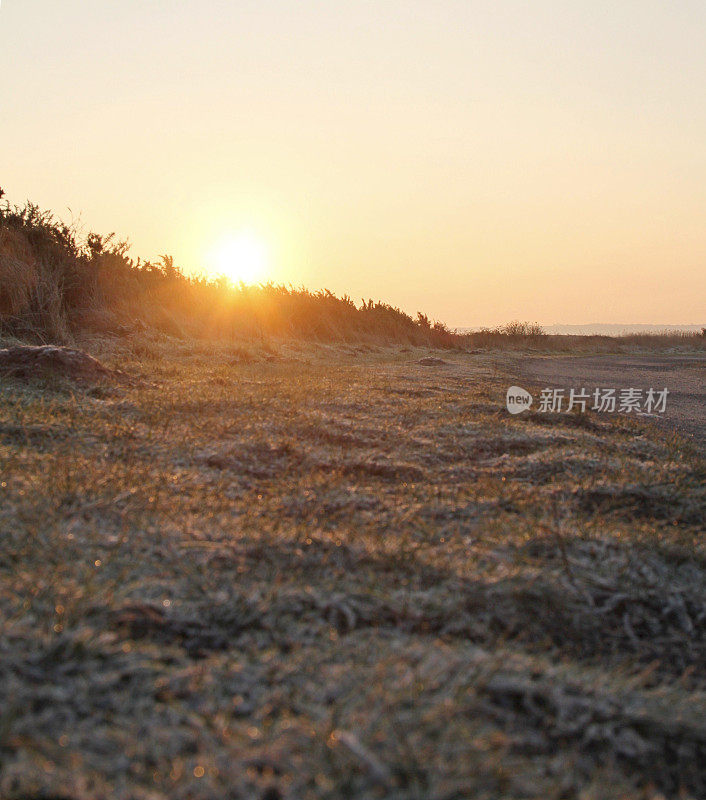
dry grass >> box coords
[2,198,704,355]
[0,337,704,800]
[465,328,706,354]
[0,201,462,348]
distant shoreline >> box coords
[457,324,704,336]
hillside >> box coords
[3,196,704,355]
[0,198,462,347]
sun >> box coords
[208,233,268,284]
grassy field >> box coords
[1,336,705,800]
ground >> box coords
[519,354,706,449]
[0,337,704,800]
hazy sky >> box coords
[2,1,705,326]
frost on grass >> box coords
[0,341,704,800]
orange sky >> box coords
[2,1,705,326]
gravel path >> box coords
[517,354,705,450]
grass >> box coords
[0,199,462,348]
[2,195,704,354]
[1,336,704,799]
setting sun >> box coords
[208,233,268,285]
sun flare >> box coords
[208,233,268,285]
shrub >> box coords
[0,197,466,348]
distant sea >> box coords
[456,324,704,336]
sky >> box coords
[2,0,705,327]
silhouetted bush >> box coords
[0,199,463,347]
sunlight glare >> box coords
[208,233,268,285]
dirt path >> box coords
[515,354,705,450]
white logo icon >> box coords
[506,386,532,414]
